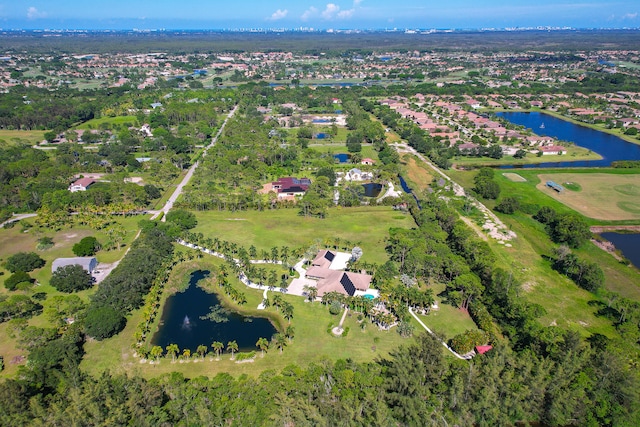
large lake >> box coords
[496,111,640,168]
[600,232,640,269]
[152,270,278,353]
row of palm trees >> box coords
[140,333,293,363]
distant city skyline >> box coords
[2,1,638,30]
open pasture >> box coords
[537,173,640,221]
[192,206,415,265]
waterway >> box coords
[398,175,421,209]
[496,111,640,168]
[152,270,277,352]
[600,232,640,268]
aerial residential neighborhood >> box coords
[0,11,639,425]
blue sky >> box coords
[2,1,639,30]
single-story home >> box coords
[305,250,372,297]
[539,145,567,155]
[52,257,98,274]
[68,177,96,192]
[260,177,311,201]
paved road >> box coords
[0,213,38,228]
[153,105,238,221]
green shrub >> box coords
[5,252,45,273]
[4,271,33,291]
[84,306,126,340]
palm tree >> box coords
[150,345,163,363]
[256,337,269,357]
[166,343,179,363]
[227,340,238,360]
[285,325,295,343]
[196,344,208,360]
[182,348,191,360]
[212,341,224,360]
[281,302,294,323]
[273,333,287,354]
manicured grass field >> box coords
[82,258,413,379]
[191,206,415,265]
[537,173,640,221]
[0,129,47,145]
[75,115,138,130]
[308,143,379,161]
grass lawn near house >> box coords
[81,257,413,379]
[415,283,479,340]
[0,129,47,145]
[74,115,138,130]
[191,206,415,265]
[308,143,379,161]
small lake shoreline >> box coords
[487,108,640,147]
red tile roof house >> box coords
[68,177,95,192]
[306,250,372,297]
[259,177,311,201]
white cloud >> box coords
[268,9,288,21]
[353,0,363,6]
[322,3,340,20]
[621,12,638,20]
[338,9,355,19]
[301,6,318,21]
[27,6,47,20]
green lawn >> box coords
[191,206,415,265]
[0,215,146,377]
[82,257,413,379]
[0,129,47,145]
[75,116,138,130]
[452,144,602,167]
[416,283,478,340]
[443,167,636,336]
[308,143,379,161]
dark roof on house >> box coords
[272,177,311,193]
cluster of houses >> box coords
[380,95,568,155]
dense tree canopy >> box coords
[4,252,45,273]
[49,264,93,293]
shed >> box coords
[52,257,98,274]
[475,345,493,355]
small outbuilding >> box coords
[52,257,98,274]
[475,345,493,355]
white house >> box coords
[68,177,95,192]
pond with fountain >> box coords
[152,270,278,353]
